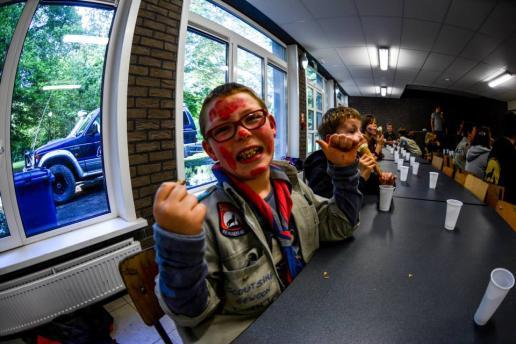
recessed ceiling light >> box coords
[379,48,389,71]
[380,86,387,97]
[488,72,513,87]
[444,77,450,82]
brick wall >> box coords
[127,0,183,246]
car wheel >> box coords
[49,164,76,204]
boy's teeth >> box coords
[238,148,259,160]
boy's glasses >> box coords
[205,109,268,143]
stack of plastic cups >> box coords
[400,166,409,182]
[379,185,395,212]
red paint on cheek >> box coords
[250,166,267,177]
[220,146,237,170]
[266,136,274,154]
[208,98,246,121]
[237,128,249,138]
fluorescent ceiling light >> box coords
[487,72,513,87]
[389,48,399,69]
[483,68,506,82]
[380,86,387,97]
[375,86,381,94]
[387,87,392,95]
[379,47,389,71]
[42,84,81,91]
[63,35,108,45]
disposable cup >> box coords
[412,162,420,175]
[397,159,403,171]
[400,166,409,182]
[474,268,515,326]
[404,153,410,161]
[429,172,439,189]
[410,156,416,166]
[444,199,463,230]
[379,185,395,212]
[394,152,399,161]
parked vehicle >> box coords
[25,109,102,204]
[183,105,203,157]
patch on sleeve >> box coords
[218,202,247,237]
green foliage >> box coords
[1,4,113,162]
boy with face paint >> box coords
[152,83,362,344]
[305,107,395,198]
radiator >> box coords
[0,238,141,336]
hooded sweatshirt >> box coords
[465,145,491,178]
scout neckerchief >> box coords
[212,163,304,284]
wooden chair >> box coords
[443,155,450,168]
[496,200,516,232]
[464,174,489,202]
[442,166,453,178]
[454,170,467,185]
[485,184,505,208]
[119,248,173,344]
[431,155,443,170]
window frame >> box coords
[306,66,326,155]
[176,0,288,192]
[0,0,147,268]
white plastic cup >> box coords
[444,199,463,230]
[404,153,410,162]
[397,159,403,171]
[474,268,515,326]
[412,162,420,175]
[394,152,399,161]
[429,172,439,189]
[400,166,409,182]
[379,185,395,212]
[410,156,416,166]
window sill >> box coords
[0,217,147,275]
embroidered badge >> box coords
[218,202,247,237]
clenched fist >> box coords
[153,182,207,235]
[317,132,362,167]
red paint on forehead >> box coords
[208,97,247,121]
[250,166,268,177]
[220,146,237,170]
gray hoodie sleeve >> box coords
[327,161,362,226]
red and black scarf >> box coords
[212,164,304,284]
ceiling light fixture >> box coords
[379,47,389,71]
[301,52,309,70]
[487,72,513,88]
[380,86,387,97]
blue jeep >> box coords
[25,109,102,204]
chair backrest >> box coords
[442,166,453,178]
[464,174,489,202]
[485,183,505,208]
[119,248,173,344]
[454,170,467,185]
[432,155,443,170]
[496,200,516,232]
[443,155,450,167]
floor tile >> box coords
[111,303,160,344]
[122,294,135,307]
[103,296,127,313]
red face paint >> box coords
[237,127,249,139]
[209,98,246,121]
[265,135,274,154]
[219,146,237,170]
[250,166,267,177]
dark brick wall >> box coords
[349,91,508,138]
[127,0,182,246]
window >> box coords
[0,0,145,259]
[181,0,288,189]
[306,66,326,155]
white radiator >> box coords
[0,238,141,336]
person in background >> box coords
[398,128,422,156]
[424,130,441,155]
[430,105,445,144]
[153,83,362,344]
[362,114,384,159]
[453,122,476,172]
[465,126,491,178]
[304,107,395,198]
[485,112,515,203]
[384,122,398,145]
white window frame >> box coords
[175,0,289,192]
[0,0,147,273]
[306,67,326,155]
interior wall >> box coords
[349,90,508,138]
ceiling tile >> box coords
[445,0,495,30]
[347,67,373,81]
[372,69,396,85]
[396,49,428,69]
[404,0,450,22]
[433,25,474,55]
[356,0,403,17]
[301,0,357,18]
[401,19,440,51]
[443,57,477,80]
[311,48,344,66]
[340,82,360,96]
[394,68,419,84]
[453,62,498,89]
[247,0,313,25]
[414,70,442,85]
[362,17,402,46]
[421,53,454,72]
[281,21,330,49]
[479,2,516,39]
[337,47,371,67]
[460,33,502,61]
[318,17,366,47]
[482,42,515,68]
[327,66,352,81]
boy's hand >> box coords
[359,154,376,181]
[379,172,396,185]
[317,133,361,167]
[153,182,207,235]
